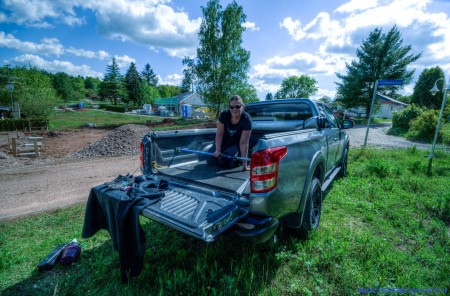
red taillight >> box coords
[250,146,287,193]
[139,143,144,170]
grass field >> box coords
[1,148,449,295]
[48,109,160,130]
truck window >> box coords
[317,104,339,128]
[246,103,313,121]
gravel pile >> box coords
[72,124,151,158]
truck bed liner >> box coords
[158,161,250,193]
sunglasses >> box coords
[229,105,242,110]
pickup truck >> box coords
[139,99,354,244]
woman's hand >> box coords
[213,151,221,158]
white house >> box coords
[375,93,408,119]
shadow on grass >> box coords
[1,217,294,295]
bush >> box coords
[406,109,440,142]
[441,122,450,145]
[392,104,423,129]
[0,118,48,131]
[104,105,127,113]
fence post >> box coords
[34,139,39,157]
[11,137,17,157]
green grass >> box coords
[48,109,210,131]
[1,148,449,295]
[48,110,156,130]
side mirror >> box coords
[317,116,328,130]
[341,119,354,129]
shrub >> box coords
[104,105,127,113]
[406,109,440,142]
[441,122,450,145]
[0,118,48,131]
[392,104,423,129]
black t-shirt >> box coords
[219,110,252,149]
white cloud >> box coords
[0,0,201,58]
[280,17,305,41]
[0,32,112,61]
[334,0,379,13]
[113,55,136,69]
[6,54,103,78]
[82,0,201,57]
[243,21,259,31]
[160,73,183,85]
[0,32,64,56]
[0,0,84,27]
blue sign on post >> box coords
[378,80,403,86]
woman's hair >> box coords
[229,95,244,105]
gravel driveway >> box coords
[345,122,432,150]
[0,122,444,221]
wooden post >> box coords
[34,139,39,157]
[11,138,17,157]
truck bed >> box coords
[158,160,250,194]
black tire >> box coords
[338,147,348,178]
[296,177,322,239]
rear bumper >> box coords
[230,216,279,244]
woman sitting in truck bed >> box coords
[207,95,252,171]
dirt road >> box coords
[0,156,139,220]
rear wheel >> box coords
[338,148,348,177]
[295,177,322,239]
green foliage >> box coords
[195,0,251,117]
[124,62,144,106]
[157,85,182,98]
[98,58,126,105]
[411,67,445,109]
[265,92,273,100]
[441,123,450,145]
[13,67,59,119]
[335,26,421,116]
[84,76,101,97]
[406,109,440,142]
[141,63,158,86]
[104,105,127,113]
[275,75,318,99]
[181,57,195,92]
[1,149,449,295]
[142,84,160,105]
[392,104,424,129]
[0,118,47,131]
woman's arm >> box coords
[239,130,252,170]
[214,122,225,157]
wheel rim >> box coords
[311,183,322,227]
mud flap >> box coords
[141,187,249,242]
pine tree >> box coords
[124,62,144,106]
[141,63,158,86]
[335,26,421,116]
[99,58,126,105]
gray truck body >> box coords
[139,99,353,243]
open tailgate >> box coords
[141,182,248,242]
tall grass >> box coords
[1,148,449,295]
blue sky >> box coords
[1,0,449,100]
